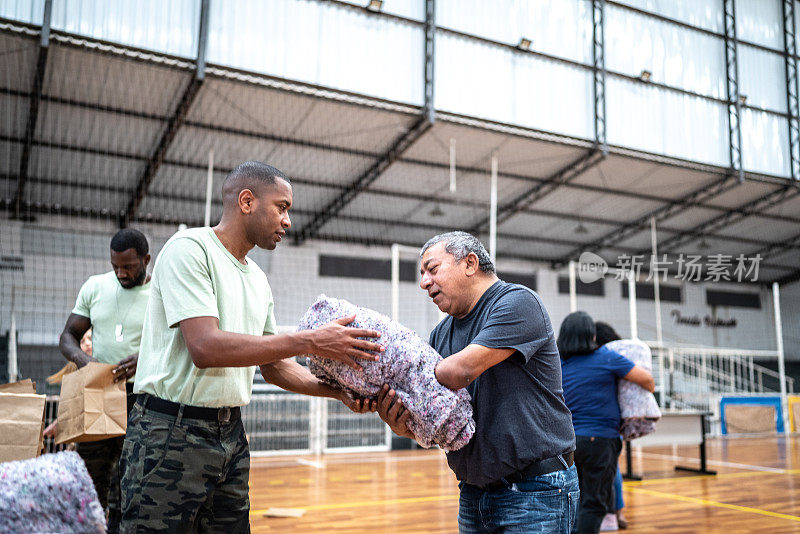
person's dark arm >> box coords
[375,384,415,439]
[113,353,138,383]
[58,313,95,368]
[179,314,382,370]
[260,359,376,413]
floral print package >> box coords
[297,295,475,451]
[0,451,106,533]
[607,339,662,440]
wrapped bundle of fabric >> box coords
[607,339,662,440]
[0,450,106,533]
[298,295,475,451]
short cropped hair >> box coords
[225,161,290,188]
[419,231,495,274]
[110,229,149,257]
[595,321,621,346]
[557,311,597,359]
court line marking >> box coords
[639,452,787,472]
[251,469,800,519]
[625,468,800,486]
[628,486,800,523]
[252,451,446,468]
[250,494,458,516]
[296,458,325,469]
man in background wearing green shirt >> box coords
[59,228,152,532]
[120,161,383,533]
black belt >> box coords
[136,393,241,423]
[482,452,574,491]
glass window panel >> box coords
[606,4,725,99]
[436,0,592,64]
[738,45,787,112]
[435,33,594,139]
[742,109,790,177]
[335,0,424,21]
[50,0,200,58]
[607,77,728,165]
[613,0,723,33]
[208,0,424,105]
[735,0,782,49]
[0,0,45,24]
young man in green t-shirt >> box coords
[59,228,151,531]
[120,161,383,533]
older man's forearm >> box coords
[434,356,476,391]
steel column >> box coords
[423,0,435,124]
[784,0,800,181]
[294,0,436,244]
[592,0,607,155]
[120,0,210,227]
[724,0,744,182]
[11,0,52,220]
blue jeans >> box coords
[458,465,579,533]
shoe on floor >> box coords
[600,513,618,531]
[616,511,628,530]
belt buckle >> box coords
[219,407,231,424]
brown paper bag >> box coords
[55,362,127,444]
[0,378,36,394]
[0,388,47,462]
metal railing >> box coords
[649,344,793,434]
[243,381,390,456]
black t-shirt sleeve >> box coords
[470,288,551,363]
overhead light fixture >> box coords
[575,223,589,235]
[738,94,748,105]
[429,204,444,217]
[366,0,383,12]
[639,70,652,82]
[517,37,532,51]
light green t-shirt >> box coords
[72,271,150,368]
[134,227,276,407]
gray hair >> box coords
[420,231,496,274]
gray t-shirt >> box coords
[429,280,575,487]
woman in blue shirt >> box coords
[558,312,654,534]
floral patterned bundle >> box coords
[297,295,475,451]
[0,451,106,533]
[607,339,662,440]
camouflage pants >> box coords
[119,397,251,533]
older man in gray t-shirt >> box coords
[378,231,578,534]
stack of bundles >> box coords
[298,295,475,451]
[0,451,106,533]
[607,339,662,440]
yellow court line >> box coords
[628,486,800,523]
[250,494,459,516]
[624,468,800,486]
[251,470,800,518]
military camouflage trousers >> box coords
[119,397,251,533]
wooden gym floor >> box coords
[248,435,800,533]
